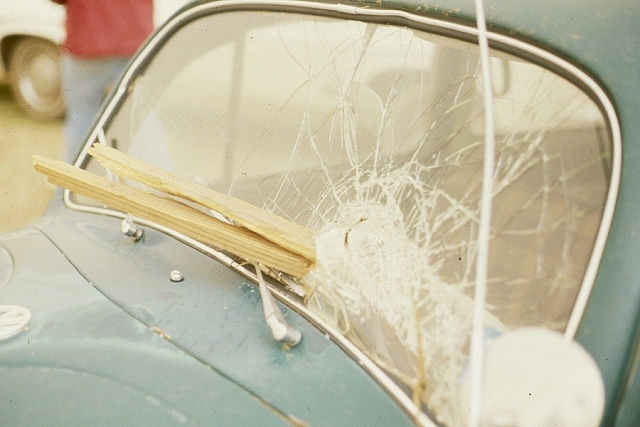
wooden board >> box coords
[33,155,314,278]
[87,143,317,262]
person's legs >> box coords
[61,55,129,162]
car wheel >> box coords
[9,37,65,120]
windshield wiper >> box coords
[255,263,302,347]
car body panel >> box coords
[0,0,64,80]
[614,346,640,427]
[0,0,192,78]
[3,198,413,427]
[1,0,638,426]
[0,0,190,118]
[0,225,294,426]
[0,1,64,41]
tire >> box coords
[9,37,65,120]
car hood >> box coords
[0,203,411,426]
[0,225,300,426]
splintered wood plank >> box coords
[87,143,317,262]
[32,155,313,278]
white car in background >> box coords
[0,0,64,119]
[0,0,189,119]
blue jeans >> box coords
[61,55,130,162]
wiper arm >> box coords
[255,263,302,347]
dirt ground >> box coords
[0,85,64,233]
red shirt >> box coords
[54,0,153,58]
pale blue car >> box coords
[1,1,638,426]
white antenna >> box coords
[468,0,496,425]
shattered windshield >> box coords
[80,10,613,425]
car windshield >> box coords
[77,9,614,425]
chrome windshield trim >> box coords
[64,0,622,422]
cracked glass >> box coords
[84,10,613,425]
